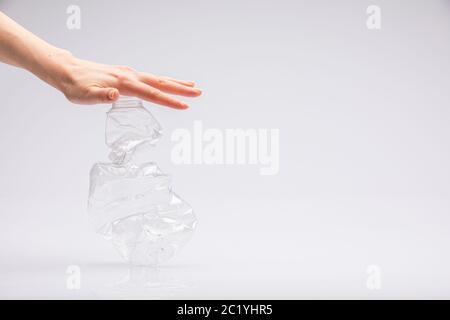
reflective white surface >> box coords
[1,196,450,299]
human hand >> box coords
[49,52,201,109]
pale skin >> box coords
[0,11,201,108]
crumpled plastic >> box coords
[88,96,196,266]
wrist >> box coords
[27,46,77,93]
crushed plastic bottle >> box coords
[88,96,196,266]
[105,98,162,163]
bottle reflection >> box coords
[93,265,190,299]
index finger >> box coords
[121,81,189,109]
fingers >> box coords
[121,81,189,109]
[85,87,119,104]
[161,76,195,87]
[139,73,202,97]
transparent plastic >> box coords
[88,97,196,266]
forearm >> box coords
[0,11,71,91]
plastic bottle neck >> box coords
[112,96,143,108]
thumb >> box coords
[87,87,119,104]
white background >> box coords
[0,0,450,299]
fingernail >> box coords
[108,89,118,100]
